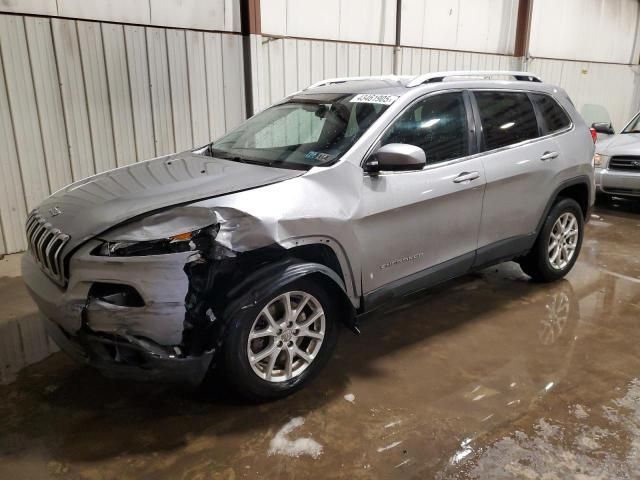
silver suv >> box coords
[594,111,640,199]
[22,71,595,400]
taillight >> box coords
[590,127,597,143]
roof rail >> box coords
[306,75,403,90]
[406,71,542,87]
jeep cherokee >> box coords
[22,71,595,400]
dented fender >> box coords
[222,259,357,331]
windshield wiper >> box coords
[209,147,269,166]
[622,130,640,134]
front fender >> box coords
[223,259,357,331]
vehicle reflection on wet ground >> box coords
[1,199,639,479]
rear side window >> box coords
[381,92,469,165]
[474,91,539,151]
[531,93,571,134]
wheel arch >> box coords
[536,176,592,234]
[223,258,357,332]
[278,236,360,308]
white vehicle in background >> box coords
[594,111,640,200]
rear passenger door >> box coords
[471,90,569,264]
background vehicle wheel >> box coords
[519,198,584,283]
[222,277,338,401]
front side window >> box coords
[531,93,571,134]
[381,92,469,165]
[475,91,539,151]
[210,93,390,170]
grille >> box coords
[604,187,640,196]
[609,156,640,172]
[25,212,70,286]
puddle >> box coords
[0,314,58,385]
[0,203,639,479]
[0,272,58,385]
[446,379,640,479]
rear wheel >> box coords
[519,198,584,282]
[222,278,338,401]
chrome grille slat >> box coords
[31,221,46,259]
[25,212,70,286]
[44,231,62,275]
[25,215,38,236]
[609,156,640,172]
[26,220,40,247]
[36,227,53,264]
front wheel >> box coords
[222,278,338,401]
[519,198,584,282]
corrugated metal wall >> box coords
[529,58,640,131]
[0,0,241,32]
[2,2,640,256]
[0,13,245,255]
[530,0,640,64]
[260,0,397,45]
[250,36,395,110]
[397,47,521,75]
[250,36,522,111]
[400,0,519,54]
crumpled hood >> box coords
[597,133,640,156]
[35,151,303,251]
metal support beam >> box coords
[393,0,402,75]
[514,0,533,59]
[240,0,261,117]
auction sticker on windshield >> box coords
[350,94,399,105]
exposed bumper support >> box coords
[43,316,213,385]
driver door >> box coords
[355,91,486,306]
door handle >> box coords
[540,151,559,161]
[453,171,480,183]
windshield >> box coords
[209,93,392,169]
[622,111,640,133]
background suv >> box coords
[22,71,595,400]
[594,110,640,200]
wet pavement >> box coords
[1,199,640,479]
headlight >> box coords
[93,225,219,257]
[593,153,608,167]
[92,206,221,257]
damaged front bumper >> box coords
[42,318,213,385]
[21,242,214,386]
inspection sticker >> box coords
[350,93,399,105]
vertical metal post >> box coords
[240,0,260,117]
[514,0,533,68]
[393,0,402,75]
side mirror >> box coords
[364,143,426,174]
[591,122,614,135]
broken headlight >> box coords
[93,225,220,257]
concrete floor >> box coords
[1,199,640,479]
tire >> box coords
[222,277,338,402]
[519,198,584,283]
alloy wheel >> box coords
[247,291,326,383]
[548,212,579,270]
